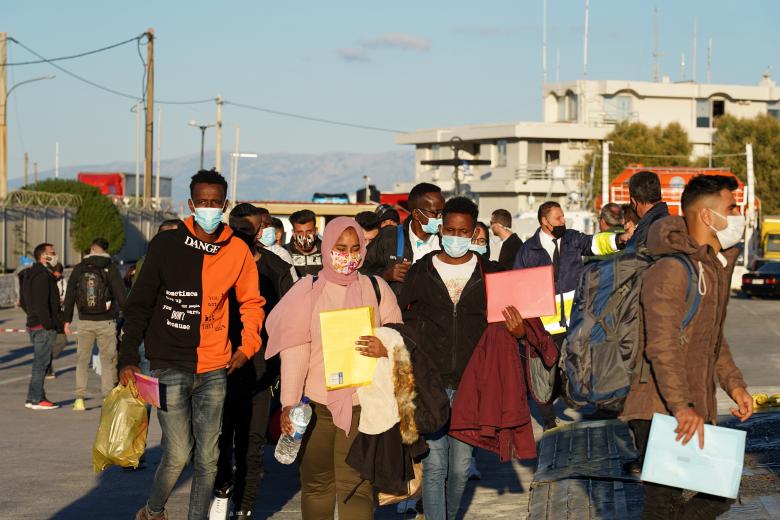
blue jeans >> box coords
[27,328,56,403]
[146,368,227,520]
[422,388,473,520]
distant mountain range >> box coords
[10,149,416,203]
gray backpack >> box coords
[559,251,700,411]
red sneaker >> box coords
[29,400,60,410]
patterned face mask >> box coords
[330,250,361,274]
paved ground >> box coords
[0,294,777,519]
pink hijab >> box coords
[265,217,377,432]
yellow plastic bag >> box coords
[92,380,149,472]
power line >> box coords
[9,37,215,105]
[610,150,746,159]
[5,34,144,66]
[223,100,408,134]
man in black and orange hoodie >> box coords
[118,169,265,520]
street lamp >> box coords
[1,74,56,198]
[188,119,215,170]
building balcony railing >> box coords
[515,164,584,182]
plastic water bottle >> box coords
[274,397,312,464]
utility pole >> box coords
[155,106,162,208]
[144,28,155,203]
[1,32,7,199]
[601,141,610,204]
[135,101,141,204]
[745,143,755,269]
[23,152,28,186]
[582,0,590,78]
[231,126,240,206]
[216,95,223,172]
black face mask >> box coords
[551,225,566,239]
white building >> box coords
[394,74,778,229]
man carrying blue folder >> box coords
[621,175,754,519]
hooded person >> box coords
[265,216,403,520]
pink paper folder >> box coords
[134,373,161,408]
[486,265,556,323]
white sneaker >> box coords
[209,496,230,520]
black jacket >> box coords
[626,202,670,252]
[285,237,323,278]
[398,252,500,389]
[361,218,417,296]
[513,228,595,295]
[63,254,126,322]
[22,263,61,330]
[226,249,294,397]
[497,233,523,271]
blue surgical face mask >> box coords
[192,204,224,234]
[469,244,488,256]
[441,234,472,258]
[258,226,276,247]
[417,209,442,235]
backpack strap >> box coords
[369,275,382,306]
[662,254,701,331]
[396,224,405,260]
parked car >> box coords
[742,262,780,298]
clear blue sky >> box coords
[4,0,779,179]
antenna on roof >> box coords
[652,8,660,81]
[707,38,713,83]
[692,17,698,82]
[583,0,590,78]
[542,0,548,84]
[556,48,561,83]
[680,51,686,81]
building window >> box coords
[557,96,567,121]
[496,139,507,167]
[604,95,633,122]
[430,144,440,170]
[567,94,578,122]
[712,99,725,122]
[696,99,711,128]
[769,101,780,121]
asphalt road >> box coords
[0,295,777,519]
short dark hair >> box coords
[375,204,400,224]
[355,211,380,231]
[158,219,180,233]
[628,171,662,204]
[271,217,285,231]
[442,196,478,226]
[230,203,264,219]
[91,237,109,252]
[33,243,53,261]
[476,221,490,237]
[189,168,228,199]
[537,201,561,224]
[290,209,316,226]
[491,209,512,227]
[681,175,739,214]
[255,207,270,216]
[600,203,624,227]
[408,182,442,209]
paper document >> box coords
[640,413,746,499]
[486,266,556,323]
[134,373,161,408]
[320,306,376,390]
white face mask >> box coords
[709,209,745,250]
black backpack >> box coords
[560,251,701,411]
[76,264,112,314]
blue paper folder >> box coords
[640,413,746,499]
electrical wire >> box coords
[9,37,215,105]
[223,100,408,134]
[610,150,746,159]
[5,35,144,66]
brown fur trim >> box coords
[392,340,419,444]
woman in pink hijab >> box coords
[265,216,402,519]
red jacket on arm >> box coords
[450,319,556,462]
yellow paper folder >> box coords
[320,306,376,390]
